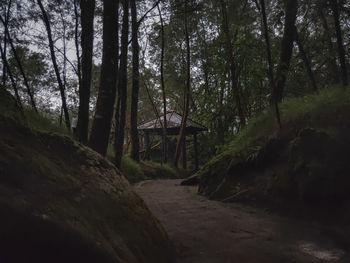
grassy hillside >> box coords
[192,87,350,217]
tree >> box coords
[89,0,118,156]
[174,0,191,168]
[272,0,298,103]
[157,2,168,164]
[76,0,95,144]
[114,0,128,168]
[130,0,140,162]
[37,0,70,129]
[329,0,348,87]
[219,0,246,129]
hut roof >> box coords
[137,111,207,135]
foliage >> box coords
[217,86,350,159]
[120,156,147,183]
[142,160,178,179]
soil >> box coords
[135,179,350,263]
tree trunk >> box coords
[77,0,95,144]
[330,0,348,87]
[0,42,21,108]
[258,0,282,128]
[114,0,129,168]
[219,0,246,128]
[294,28,318,91]
[319,9,340,84]
[259,0,274,94]
[174,1,190,168]
[157,3,167,163]
[272,0,298,103]
[2,0,12,87]
[89,0,118,156]
[0,15,37,112]
[37,0,70,128]
[130,0,140,162]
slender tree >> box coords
[114,0,128,168]
[0,15,37,112]
[219,0,246,129]
[294,28,318,91]
[130,0,140,162]
[174,0,190,168]
[157,3,167,163]
[0,42,21,108]
[77,0,95,144]
[319,9,340,84]
[272,0,298,103]
[329,0,348,87]
[37,0,70,128]
[89,0,118,156]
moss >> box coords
[120,156,148,183]
[141,161,178,179]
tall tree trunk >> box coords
[330,0,348,87]
[294,28,318,91]
[2,0,12,87]
[0,42,21,108]
[73,0,82,92]
[37,0,70,128]
[319,9,340,84]
[77,0,95,144]
[130,0,140,162]
[0,15,37,112]
[114,0,128,168]
[174,1,190,168]
[259,0,274,94]
[258,0,282,128]
[272,0,298,103]
[219,0,246,129]
[157,3,167,163]
[89,0,118,156]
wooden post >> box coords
[182,135,187,169]
[193,132,199,171]
[144,131,150,160]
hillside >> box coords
[188,87,350,220]
[0,89,174,263]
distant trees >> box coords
[0,0,349,168]
[37,0,70,129]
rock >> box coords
[0,116,174,263]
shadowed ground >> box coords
[135,179,350,263]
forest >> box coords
[0,0,350,262]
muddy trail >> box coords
[134,179,350,263]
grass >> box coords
[141,160,178,179]
[120,156,148,183]
[0,88,72,137]
[204,86,350,170]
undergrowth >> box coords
[121,156,148,183]
[212,86,350,166]
[142,160,178,179]
[0,89,72,137]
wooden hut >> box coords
[137,111,207,170]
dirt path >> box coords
[134,179,349,263]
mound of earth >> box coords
[195,102,350,220]
[0,98,173,262]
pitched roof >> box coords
[137,111,207,133]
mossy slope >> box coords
[195,87,350,213]
[0,92,174,262]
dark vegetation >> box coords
[0,0,350,260]
[186,87,350,222]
